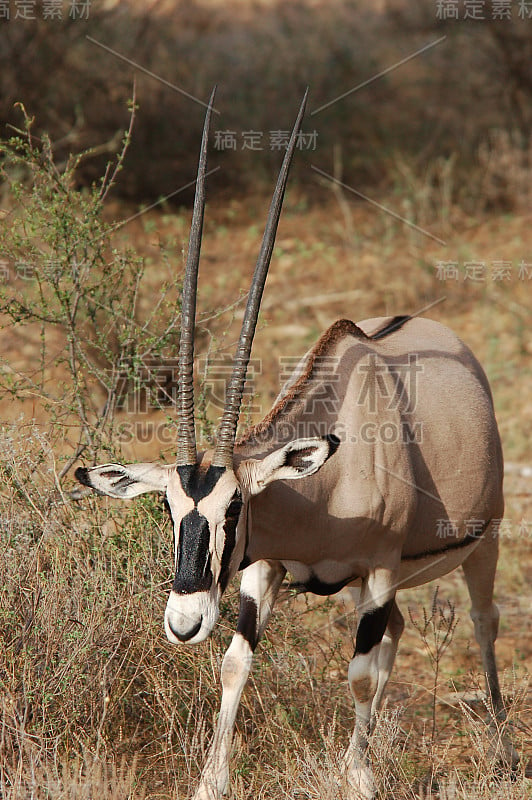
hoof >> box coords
[487,727,520,778]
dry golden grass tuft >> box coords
[0,413,530,798]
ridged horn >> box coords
[176,87,216,466]
[212,89,308,469]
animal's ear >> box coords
[239,435,339,496]
[74,462,171,499]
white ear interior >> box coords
[241,437,336,496]
[75,462,171,499]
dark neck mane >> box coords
[236,319,367,448]
[236,315,412,449]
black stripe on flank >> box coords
[238,553,252,571]
[354,598,394,656]
[370,315,411,341]
[238,493,252,571]
[289,573,356,596]
[402,522,489,562]
[172,508,212,594]
[237,594,259,650]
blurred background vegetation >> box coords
[1,0,531,209]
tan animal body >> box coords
[75,89,516,799]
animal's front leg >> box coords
[194,560,286,800]
[344,569,397,800]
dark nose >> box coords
[168,618,202,642]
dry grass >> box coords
[0,417,530,798]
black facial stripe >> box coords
[225,494,243,519]
[177,463,226,502]
[238,503,252,571]
[236,594,259,650]
[354,598,394,655]
[219,491,243,593]
[172,508,212,594]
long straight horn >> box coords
[212,89,308,469]
[176,87,216,466]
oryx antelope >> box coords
[75,89,516,799]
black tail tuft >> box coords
[370,315,411,341]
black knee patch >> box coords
[354,598,394,656]
[236,594,259,650]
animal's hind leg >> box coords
[461,528,503,715]
[461,525,518,768]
